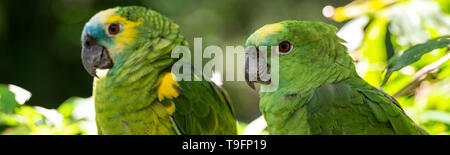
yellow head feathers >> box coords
[83,8,143,62]
[248,23,284,46]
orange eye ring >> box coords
[107,23,120,35]
[278,41,292,54]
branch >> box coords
[394,52,450,98]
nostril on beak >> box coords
[84,35,96,47]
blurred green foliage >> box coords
[0,0,449,135]
[1,84,95,134]
[330,0,450,135]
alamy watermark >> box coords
[170,38,279,92]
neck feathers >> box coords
[260,35,357,132]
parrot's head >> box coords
[244,20,354,89]
[81,6,179,77]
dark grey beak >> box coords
[81,34,114,78]
[245,47,255,89]
[244,46,271,90]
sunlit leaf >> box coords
[383,36,450,85]
[0,84,31,114]
[337,16,370,52]
[330,0,398,22]
[0,85,18,114]
[243,115,268,135]
[436,0,450,14]
[237,121,248,135]
[422,110,450,124]
[357,16,390,87]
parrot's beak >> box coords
[244,46,271,90]
[244,59,255,89]
[81,34,114,78]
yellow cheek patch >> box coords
[158,73,180,102]
[103,11,143,60]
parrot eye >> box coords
[107,23,121,36]
[278,41,293,54]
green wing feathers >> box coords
[305,76,425,135]
[159,72,237,135]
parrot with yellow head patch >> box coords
[81,6,236,135]
[244,20,427,135]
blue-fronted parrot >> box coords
[80,6,236,135]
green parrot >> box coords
[244,20,428,135]
[80,6,236,135]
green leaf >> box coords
[0,84,20,114]
[385,23,395,60]
[382,36,450,85]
